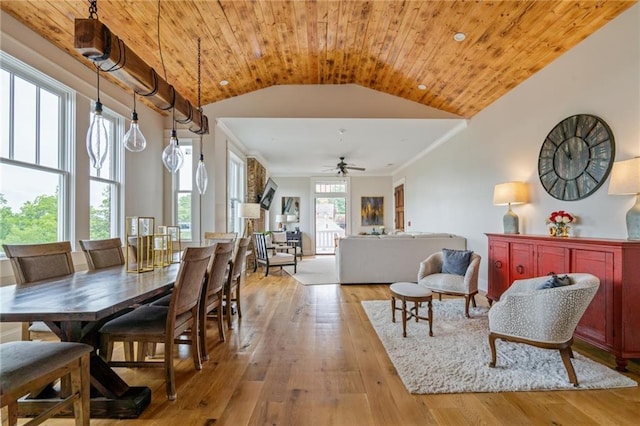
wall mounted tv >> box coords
[259,178,278,210]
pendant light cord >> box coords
[197,37,204,161]
[157,0,167,82]
[95,65,101,103]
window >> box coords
[0,52,73,246]
[175,141,194,241]
[228,152,245,233]
[89,107,124,240]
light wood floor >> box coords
[51,264,640,425]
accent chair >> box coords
[417,249,481,318]
[253,233,297,276]
[487,273,599,386]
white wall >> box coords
[393,4,640,291]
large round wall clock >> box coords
[538,114,615,201]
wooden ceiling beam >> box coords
[74,18,208,134]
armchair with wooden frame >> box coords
[487,273,599,386]
[253,232,297,276]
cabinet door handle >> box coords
[516,265,524,274]
[494,260,503,269]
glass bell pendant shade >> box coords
[195,154,208,195]
[162,129,184,173]
[123,111,146,152]
[87,100,109,170]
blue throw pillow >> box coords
[537,274,572,290]
[441,248,473,276]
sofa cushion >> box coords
[441,248,473,276]
[537,274,572,290]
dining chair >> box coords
[1,341,92,426]
[78,237,125,270]
[199,241,234,360]
[2,241,75,340]
[204,232,237,246]
[225,237,251,329]
[98,245,215,401]
[79,237,141,361]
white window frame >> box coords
[228,151,245,234]
[0,51,75,245]
[172,138,194,242]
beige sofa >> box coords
[335,233,467,284]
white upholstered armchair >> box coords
[417,250,481,318]
[488,273,599,386]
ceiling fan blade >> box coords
[345,166,366,171]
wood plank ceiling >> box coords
[1,1,635,118]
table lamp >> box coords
[493,182,528,234]
[286,214,297,224]
[275,214,287,230]
[238,203,261,238]
[608,157,640,240]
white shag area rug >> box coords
[284,256,338,285]
[361,299,637,394]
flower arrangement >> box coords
[548,210,575,225]
[547,210,575,237]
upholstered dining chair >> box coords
[225,237,251,329]
[253,233,296,276]
[2,241,75,340]
[417,249,481,318]
[79,237,141,361]
[204,232,237,246]
[198,241,234,360]
[146,241,234,361]
[487,273,599,386]
[98,245,215,400]
[78,237,125,270]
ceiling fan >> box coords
[329,156,366,176]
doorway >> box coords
[394,183,405,231]
[315,197,346,254]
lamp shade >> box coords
[238,203,261,219]
[275,214,287,223]
[286,214,297,222]
[493,182,529,205]
[608,157,640,195]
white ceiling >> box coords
[218,117,467,177]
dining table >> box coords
[0,262,180,418]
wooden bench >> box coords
[0,341,92,426]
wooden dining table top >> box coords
[0,263,180,323]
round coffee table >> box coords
[389,282,433,337]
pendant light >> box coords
[86,65,109,170]
[194,38,208,194]
[162,105,184,173]
[123,91,147,152]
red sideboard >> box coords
[486,233,640,371]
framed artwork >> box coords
[361,196,384,226]
[282,196,300,222]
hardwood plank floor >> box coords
[46,266,640,425]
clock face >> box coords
[538,114,615,201]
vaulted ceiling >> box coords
[1,1,634,118]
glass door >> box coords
[315,197,346,254]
